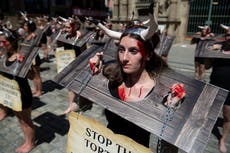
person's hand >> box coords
[16,53,25,62]
[89,52,103,75]
[212,44,221,50]
[164,83,186,108]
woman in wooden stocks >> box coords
[193,25,215,80]
[23,20,42,97]
[0,28,35,153]
[209,24,230,153]
[89,4,183,152]
[60,17,82,114]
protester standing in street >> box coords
[193,25,215,80]
[89,5,185,151]
[0,28,35,153]
[57,18,83,114]
[210,24,230,153]
[23,20,43,97]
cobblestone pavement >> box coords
[0,42,229,153]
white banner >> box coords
[56,49,76,73]
[0,74,22,111]
[67,112,153,153]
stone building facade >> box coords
[111,0,190,42]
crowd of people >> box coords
[0,6,229,153]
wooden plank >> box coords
[68,73,170,138]
[76,31,96,48]
[50,29,61,42]
[57,33,78,46]
[195,39,230,59]
[71,68,206,144]
[57,31,96,48]
[0,44,39,78]
[54,39,117,86]
[54,45,102,87]
[64,69,227,153]
[155,35,176,56]
[19,47,40,77]
[53,38,228,153]
[174,84,219,153]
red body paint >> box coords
[89,61,95,73]
[118,86,126,101]
[137,41,146,57]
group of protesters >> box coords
[192,24,230,153]
[0,5,230,153]
[0,9,122,153]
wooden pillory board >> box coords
[195,39,230,59]
[155,35,175,57]
[0,24,48,77]
[0,44,39,78]
[54,39,228,153]
[56,31,96,48]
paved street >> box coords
[0,41,229,153]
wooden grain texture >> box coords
[175,84,219,152]
[155,35,176,56]
[195,39,230,59]
[54,45,102,87]
[54,39,228,153]
[0,24,48,77]
[0,44,39,78]
[19,47,40,77]
[76,31,96,48]
[56,31,96,48]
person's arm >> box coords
[212,44,222,50]
[210,41,223,50]
[201,33,215,40]
[209,33,215,38]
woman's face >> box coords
[65,22,72,34]
[0,35,6,56]
[23,22,28,31]
[118,35,148,75]
[0,35,13,56]
[0,35,10,50]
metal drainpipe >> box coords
[205,0,213,26]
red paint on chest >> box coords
[118,87,126,101]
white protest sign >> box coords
[56,49,76,73]
[67,112,152,153]
[0,74,22,111]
